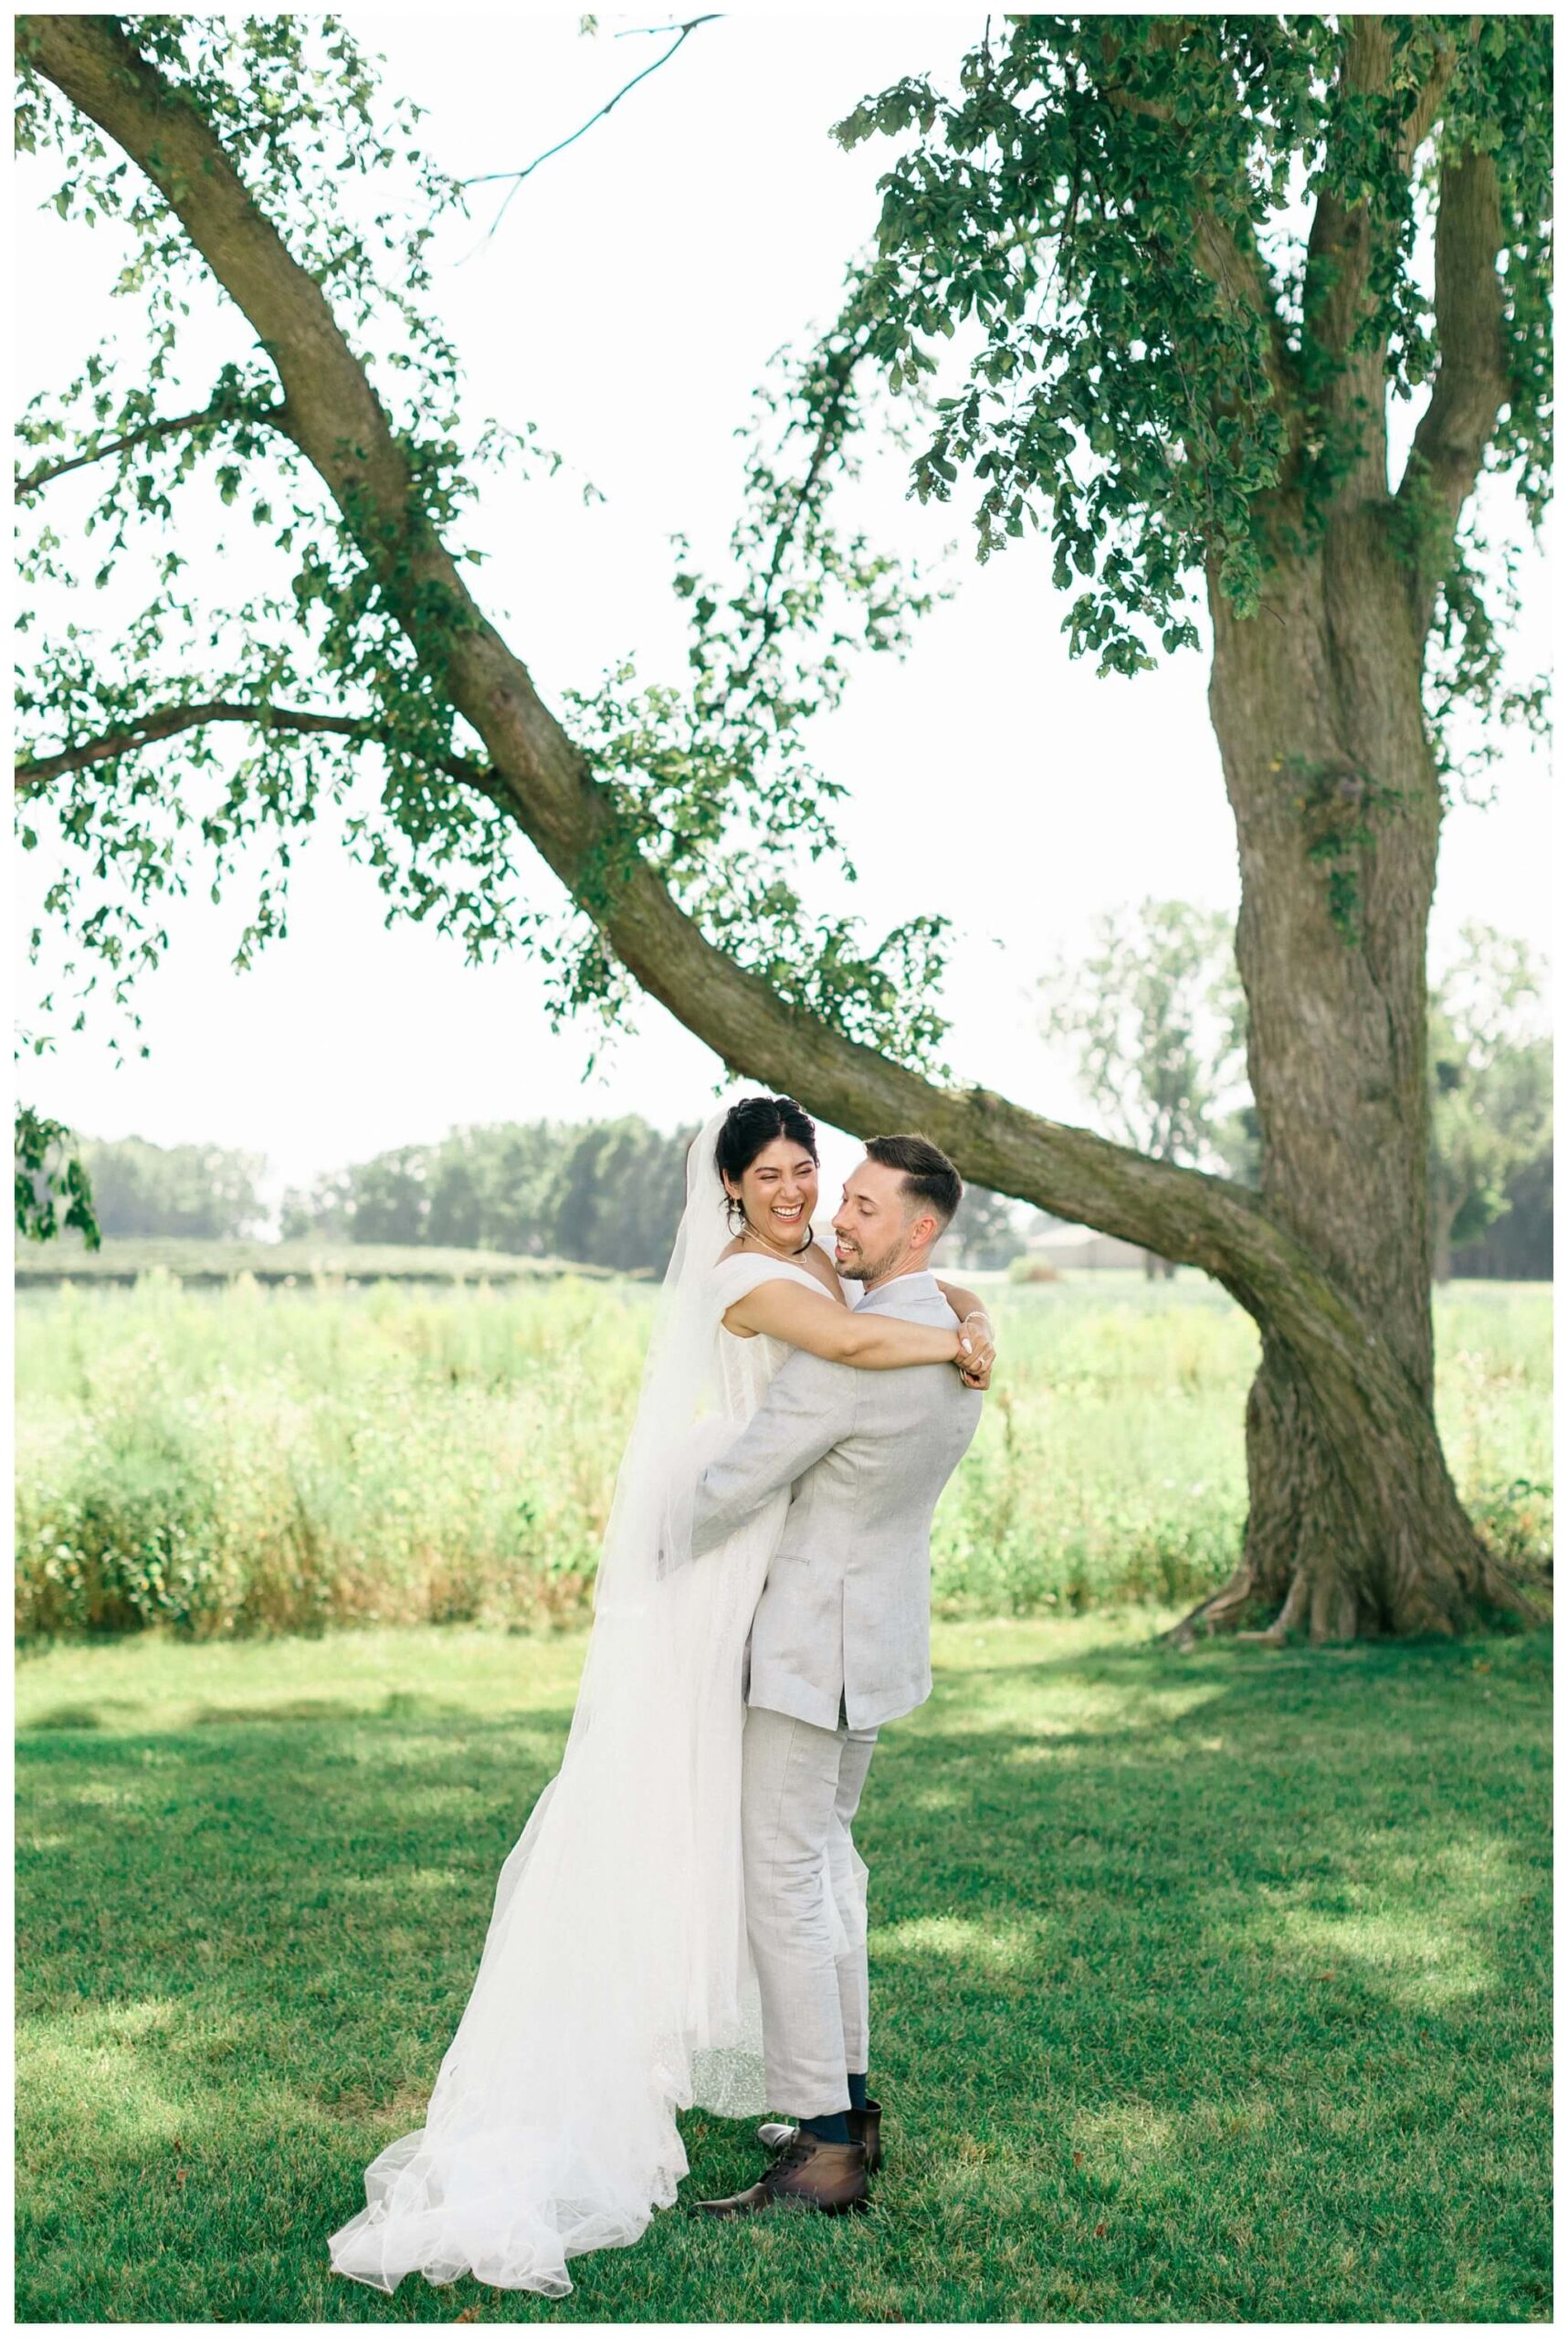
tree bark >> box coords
[1164,519,1527,1641]
[18,13,1542,1647]
[1167,34,1538,1644]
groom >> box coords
[685,1133,984,2218]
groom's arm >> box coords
[688,1349,857,1558]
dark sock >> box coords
[799,2112,850,2145]
[847,2071,869,2114]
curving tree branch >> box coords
[1303,16,1462,506]
[15,700,494,793]
[461,13,721,247]
[14,398,284,500]
[1098,28,1300,419]
[1395,147,1510,632]
[1191,209,1300,418]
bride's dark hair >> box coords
[714,1095,818,1232]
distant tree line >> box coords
[1456,1151,1553,1280]
[280,1120,697,1274]
[68,1135,268,1241]
[943,1185,1031,1269]
[279,1119,1030,1274]
[1425,928,1553,1283]
[27,1118,1030,1275]
[1039,911,1552,1281]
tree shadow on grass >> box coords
[22,1688,574,1733]
[15,1634,1552,2322]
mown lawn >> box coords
[16,1611,1552,2322]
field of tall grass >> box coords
[14,1270,1552,1639]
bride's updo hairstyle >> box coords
[715,1095,818,1234]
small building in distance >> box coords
[1021,1223,1151,1272]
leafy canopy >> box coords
[831,13,1551,728]
[15,15,952,1102]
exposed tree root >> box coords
[1163,1537,1546,1648]
[1161,1328,1548,1651]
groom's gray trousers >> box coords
[686,1273,983,2119]
[742,1692,879,2118]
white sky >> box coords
[12,10,1555,1212]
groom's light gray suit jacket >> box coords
[689,1269,983,1731]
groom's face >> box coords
[833,1158,933,1285]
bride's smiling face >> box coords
[724,1137,819,1242]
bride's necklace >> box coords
[742,1216,815,1259]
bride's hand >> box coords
[955,1311,996,1388]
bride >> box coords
[327,1092,995,2297]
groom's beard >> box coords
[834,1234,905,1287]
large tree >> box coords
[13,16,1550,1642]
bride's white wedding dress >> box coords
[327,1107,865,2297]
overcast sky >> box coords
[13,10,1554,1211]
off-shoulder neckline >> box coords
[710,1250,842,1296]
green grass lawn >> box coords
[16,1611,1551,2322]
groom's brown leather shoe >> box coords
[692,2134,869,2217]
[758,2100,883,2173]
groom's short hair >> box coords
[865,1134,963,1229]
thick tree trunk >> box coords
[1166,523,1523,1642]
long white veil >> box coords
[593,1100,742,1613]
[328,1099,778,2298]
